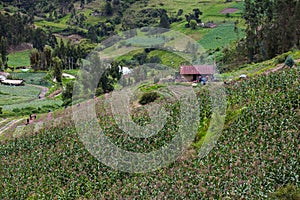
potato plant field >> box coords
[0,67,299,199]
[0,85,41,106]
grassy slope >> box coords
[0,84,41,106]
[220,50,300,81]
[199,22,245,50]
[7,0,245,68]
[33,0,244,42]
[0,57,299,198]
[7,50,31,67]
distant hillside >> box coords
[0,0,244,45]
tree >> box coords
[148,55,162,64]
[80,53,121,96]
[284,56,295,68]
[0,36,8,69]
[43,46,52,70]
[80,0,84,9]
[62,81,74,106]
[30,49,41,71]
[190,19,197,30]
[177,9,183,16]
[48,34,58,48]
[112,0,120,6]
[87,26,98,43]
[243,0,300,62]
[234,20,240,39]
[133,52,147,65]
[52,56,62,83]
[0,57,3,71]
[193,8,203,22]
[159,11,170,29]
[104,2,113,16]
[32,28,48,52]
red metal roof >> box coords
[180,65,215,75]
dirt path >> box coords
[264,59,300,75]
[28,84,49,99]
[0,118,25,135]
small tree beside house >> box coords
[284,56,295,68]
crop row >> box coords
[0,68,299,199]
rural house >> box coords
[180,65,216,82]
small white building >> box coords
[119,66,133,76]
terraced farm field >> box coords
[0,66,299,199]
[11,72,51,87]
[0,84,41,106]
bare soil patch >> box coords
[8,43,33,53]
[220,8,239,14]
[54,34,84,43]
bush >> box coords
[153,77,160,84]
[177,9,183,16]
[139,92,159,105]
[274,52,290,64]
[269,184,300,200]
[284,56,295,68]
[12,108,21,113]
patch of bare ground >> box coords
[220,8,239,14]
[264,59,300,75]
[54,33,84,43]
[8,43,33,53]
[48,89,63,99]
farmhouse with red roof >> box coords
[180,65,216,82]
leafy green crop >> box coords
[0,67,299,199]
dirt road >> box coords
[28,84,49,99]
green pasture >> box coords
[0,84,41,106]
[11,72,51,87]
[3,99,63,112]
[198,23,245,50]
[7,50,31,67]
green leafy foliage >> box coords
[139,91,160,105]
[0,84,41,106]
[284,56,295,68]
[7,50,31,68]
[0,67,299,198]
[62,81,74,106]
[11,72,50,87]
[269,184,300,200]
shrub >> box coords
[284,56,295,68]
[153,77,160,84]
[269,184,300,200]
[12,108,21,113]
[274,52,290,64]
[139,92,159,105]
[177,9,183,16]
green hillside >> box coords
[0,62,299,199]
[1,1,300,199]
